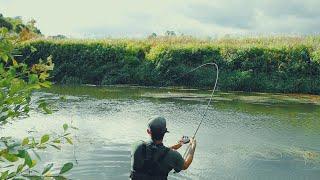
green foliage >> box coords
[17,36,320,94]
[0,14,42,42]
[1,28,75,179]
[0,18,13,31]
[0,125,75,179]
[0,29,54,123]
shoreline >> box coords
[45,84,320,106]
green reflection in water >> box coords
[44,84,320,135]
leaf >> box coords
[31,159,37,168]
[21,175,42,180]
[59,162,73,174]
[70,126,79,130]
[3,153,19,162]
[50,144,61,150]
[43,106,52,114]
[0,170,8,179]
[53,139,61,144]
[2,54,8,63]
[40,134,50,144]
[42,163,53,175]
[7,172,16,179]
[63,124,68,132]
[39,73,49,81]
[3,164,14,168]
[38,101,52,114]
[24,151,33,168]
[17,164,25,173]
[17,150,26,158]
[14,104,21,111]
[64,137,73,145]
[22,137,29,146]
[39,81,51,88]
[53,176,67,180]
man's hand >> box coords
[179,136,190,145]
[171,136,190,150]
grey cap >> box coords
[148,116,169,134]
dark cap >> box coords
[148,116,169,134]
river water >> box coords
[1,85,320,180]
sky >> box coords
[1,0,319,38]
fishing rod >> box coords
[159,62,219,159]
[162,62,219,175]
[181,62,219,159]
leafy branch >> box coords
[0,124,75,180]
[1,28,76,179]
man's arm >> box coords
[170,142,182,150]
[182,138,196,170]
[171,136,190,150]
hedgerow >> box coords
[16,37,320,94]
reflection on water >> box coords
[1,85,320,180]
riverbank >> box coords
[18,36,320,94]
[45,84,320,106]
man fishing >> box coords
[130,116,197,180]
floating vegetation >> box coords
[231,144,320,165]
[141,90,320,106]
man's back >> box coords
[130,140,184,180]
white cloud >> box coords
[0,0,319,38]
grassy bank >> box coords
[17,36,320,94]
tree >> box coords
[0,14,42,41]
[147,32,157,39]
[48,34,67,39]
[165,30,176,36]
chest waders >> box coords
[130,142,170,180]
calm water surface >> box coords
[1,85,320,180]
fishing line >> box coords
[182,63,219,159]
[159,62,219,160]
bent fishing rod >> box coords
[159,62,219,160]
[181,62,219,159]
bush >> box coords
[16,37,320,94]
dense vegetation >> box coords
[17,37,320,94]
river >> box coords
[1,85,320,180]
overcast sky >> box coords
[1,0,319,38]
